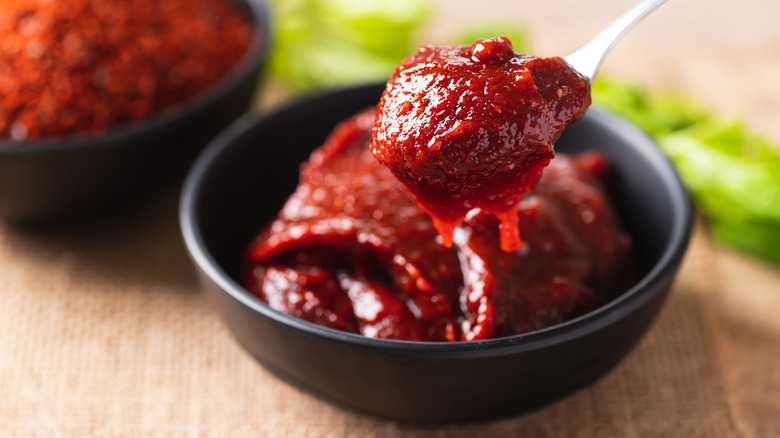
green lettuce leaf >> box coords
[593,77,780,264]
[267,0,432,91]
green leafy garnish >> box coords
[593,78,780,264]
[266,0,432,91]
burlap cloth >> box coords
[2,1,779,436]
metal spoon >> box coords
[564,0,668,83]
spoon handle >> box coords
[564,0,668,83]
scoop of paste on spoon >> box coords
[371,36,591,251]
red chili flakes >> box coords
[0,0,252,142]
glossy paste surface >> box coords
[244,110,632,341]
[372,37,591,251]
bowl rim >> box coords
[180,83,693,358]
[0,0,271,153]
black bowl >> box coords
[0,0,271,223]
[180,83,693,422]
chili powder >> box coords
[0,0,252,142]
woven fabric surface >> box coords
[0,189,763,438]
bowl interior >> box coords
[184,83,691,346]
[188,86,393,280]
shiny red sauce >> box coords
[244,109,633,342]
[371,37,591,251]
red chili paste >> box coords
[371,37,591,251]
[244,109,633,342]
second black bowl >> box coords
[181,83,693,422]
[0,0,271,223]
